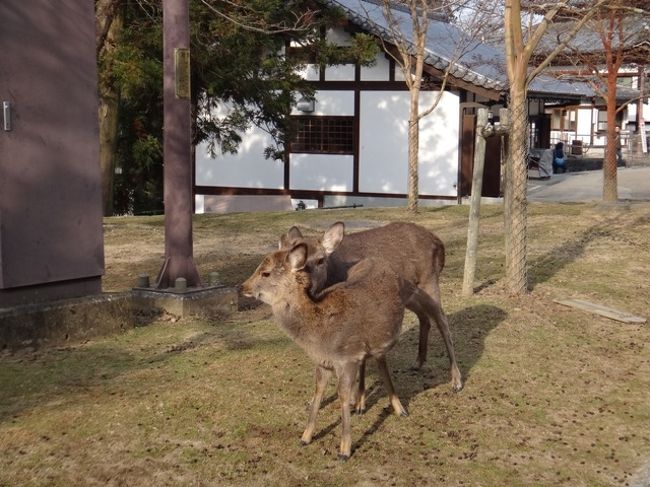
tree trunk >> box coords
[504,81,529,294]
[407,90,420,213]
[98,90,119,216]
[96,0,123,216]
[603,71,618,202]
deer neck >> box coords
[271,284,330,351]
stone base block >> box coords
[131,285,238,318]
[0,293,133,351]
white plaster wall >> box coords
[326,27,353,46]
[291,90,355,116]
[575,108,592,143]
[360,52,390,81]
[296,64,320,81]
[358,91,459,197]
[195,194,205,214]
[195,104,284,189]
[627,103,636,121]
[627,101,650,121]
[290,154,353,191]
[325,64,356,81]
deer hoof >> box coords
[337,453,350,461]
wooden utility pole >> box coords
[638,64,647,154]
[156,0,201,288]
[462,108,510,296]
[462,108,488,297]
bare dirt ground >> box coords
[2,202,649,486]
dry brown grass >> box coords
[2,202,650,486]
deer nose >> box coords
[239,281,253,298]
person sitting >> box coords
[553,142,567,174]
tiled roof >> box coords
[325,0,506,91]
[324,0,641,101]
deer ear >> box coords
[279,226,303,249]
[322,222,344,255]
[287,243,308,271]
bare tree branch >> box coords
[198,0,318,34]
[526,0,610,84]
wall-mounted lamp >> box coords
[295,96,315,113]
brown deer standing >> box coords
[279,221,462,394]
[242,240,446,459]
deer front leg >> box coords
[336,362,358,460]
[301,365,331,445]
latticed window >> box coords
[291,116,354,154]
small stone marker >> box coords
[554,299,647,324]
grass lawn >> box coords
[1,202,649,486]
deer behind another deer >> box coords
[242,237,447,459]
[279,221,462,392]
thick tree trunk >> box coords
[603,72,618,202]
[504,82,529,294]
[96,0,123,216]
[98,90,119,216]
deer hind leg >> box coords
[375,356,408,417]
[301,365,331,445]
[407,276,442,369]
[336,362,358,460]
[413,308,432,370]
[352,359,367,414]
[415,284,463,392]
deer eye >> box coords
[261,271,271,278]
[316,258,325,265]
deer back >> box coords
[280,222,444,295]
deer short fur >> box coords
[279,221,462,393]
[242,242,430,459]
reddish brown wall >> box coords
[0,1,103,306]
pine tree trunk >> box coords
[504,83,529,294]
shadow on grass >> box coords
[528,220,614,290]
[300,304,507,456]
[0,344,140,423]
